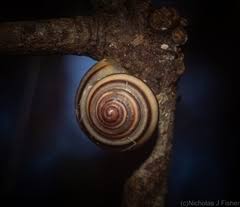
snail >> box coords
[75,59,159,151]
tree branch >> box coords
[123,88,177,207]
[0,16,98,55]
[0,1,187,206]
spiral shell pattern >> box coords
[75,59,158,151]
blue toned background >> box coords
[0,0,239,206]
[0,55,156,206]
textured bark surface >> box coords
[0,1,187,206]
[122,89,177,207]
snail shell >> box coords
[75,59,158,151]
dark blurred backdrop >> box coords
[0,0,239,206]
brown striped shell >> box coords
[75,59,158,151]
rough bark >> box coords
[0,16,97,55]
[0,1,187,206]
[122,89,178,207]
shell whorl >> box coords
[75,59,158,151]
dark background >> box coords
[0,0,239,206]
